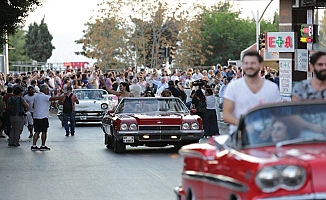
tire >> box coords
[114,137,126,153]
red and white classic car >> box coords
[175,101,326,200]
[101,97,204,153]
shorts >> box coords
[33,118,49,132]
[25,111,34,126]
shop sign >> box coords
[266,32,295,52]
[295,49,309,72]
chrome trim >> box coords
[179,149,216,161]
[182,170,248,192]
[117,130,204,134]
[256,193,326,200]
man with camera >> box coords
[7,87,29,147]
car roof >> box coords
[121,97,180,100]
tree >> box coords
[0,0,43,48]
[198,3,279,66]
[25,17,55,62]
[319,10,326,49]
[76,0,205,69]
[8,29,31,62]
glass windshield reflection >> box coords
[116,98,189,114]
[242,104,326,147]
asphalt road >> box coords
[0,115,184,200]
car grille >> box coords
[75,112,104,116]
[138,125,180,131]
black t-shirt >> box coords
[168,86,181,98]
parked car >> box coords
[101,97,204,153]
[175,101,326,200]
[57,89,118,125]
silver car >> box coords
[58,89,118,125]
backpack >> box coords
[63,93,73,113]
[196,100,206,113]
[8,97,22,116]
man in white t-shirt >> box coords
[223,51,281,134]
[31,84,63,151]
[23,86,35,138]
[192,69,203,81]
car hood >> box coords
[117,113,193,125]
[242,144,326,193]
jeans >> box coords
[63,111,76,134]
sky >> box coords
[24,0,280,63]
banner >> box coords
[279,59,292,95]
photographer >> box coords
[7,87,29,147]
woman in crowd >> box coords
[107,82,134,102]
[203,89,219,137]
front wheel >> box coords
[114,137,126,153]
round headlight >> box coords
[191,122,199,130]
[120,123,128,131]
[129,123,137,131]
[182,123,190,130]
[282,166,306,189]
[58,105,63,110]
[101,103,109,110]
[255,167,281,193]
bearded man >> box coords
[292,51,326,101]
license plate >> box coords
[80,116,87,120]
[123,136,134,143]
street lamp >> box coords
[228,0,274,51]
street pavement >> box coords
[0,115,184,200]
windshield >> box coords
[73,89,108,100]
[241,103,326,147]
[115,98,189,114]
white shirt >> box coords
[156,83,168,96]
[192,73,203,81]
[171,75,179,82]
[130,84,141,97]
[223,78,281,134]
[33,93,51,119]
[23,94,35,112]
[206,95,216,109]
[47,76,55,89]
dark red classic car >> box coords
[101,97,204,153]
[175,101,326,200]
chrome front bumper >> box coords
[256,193,326,200]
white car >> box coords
[57,89,118,125]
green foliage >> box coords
[0,0,43,47]
[8,29,31,62]
[199,3,279,65]
[25,17,55,62]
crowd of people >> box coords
[0,52,284,148]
